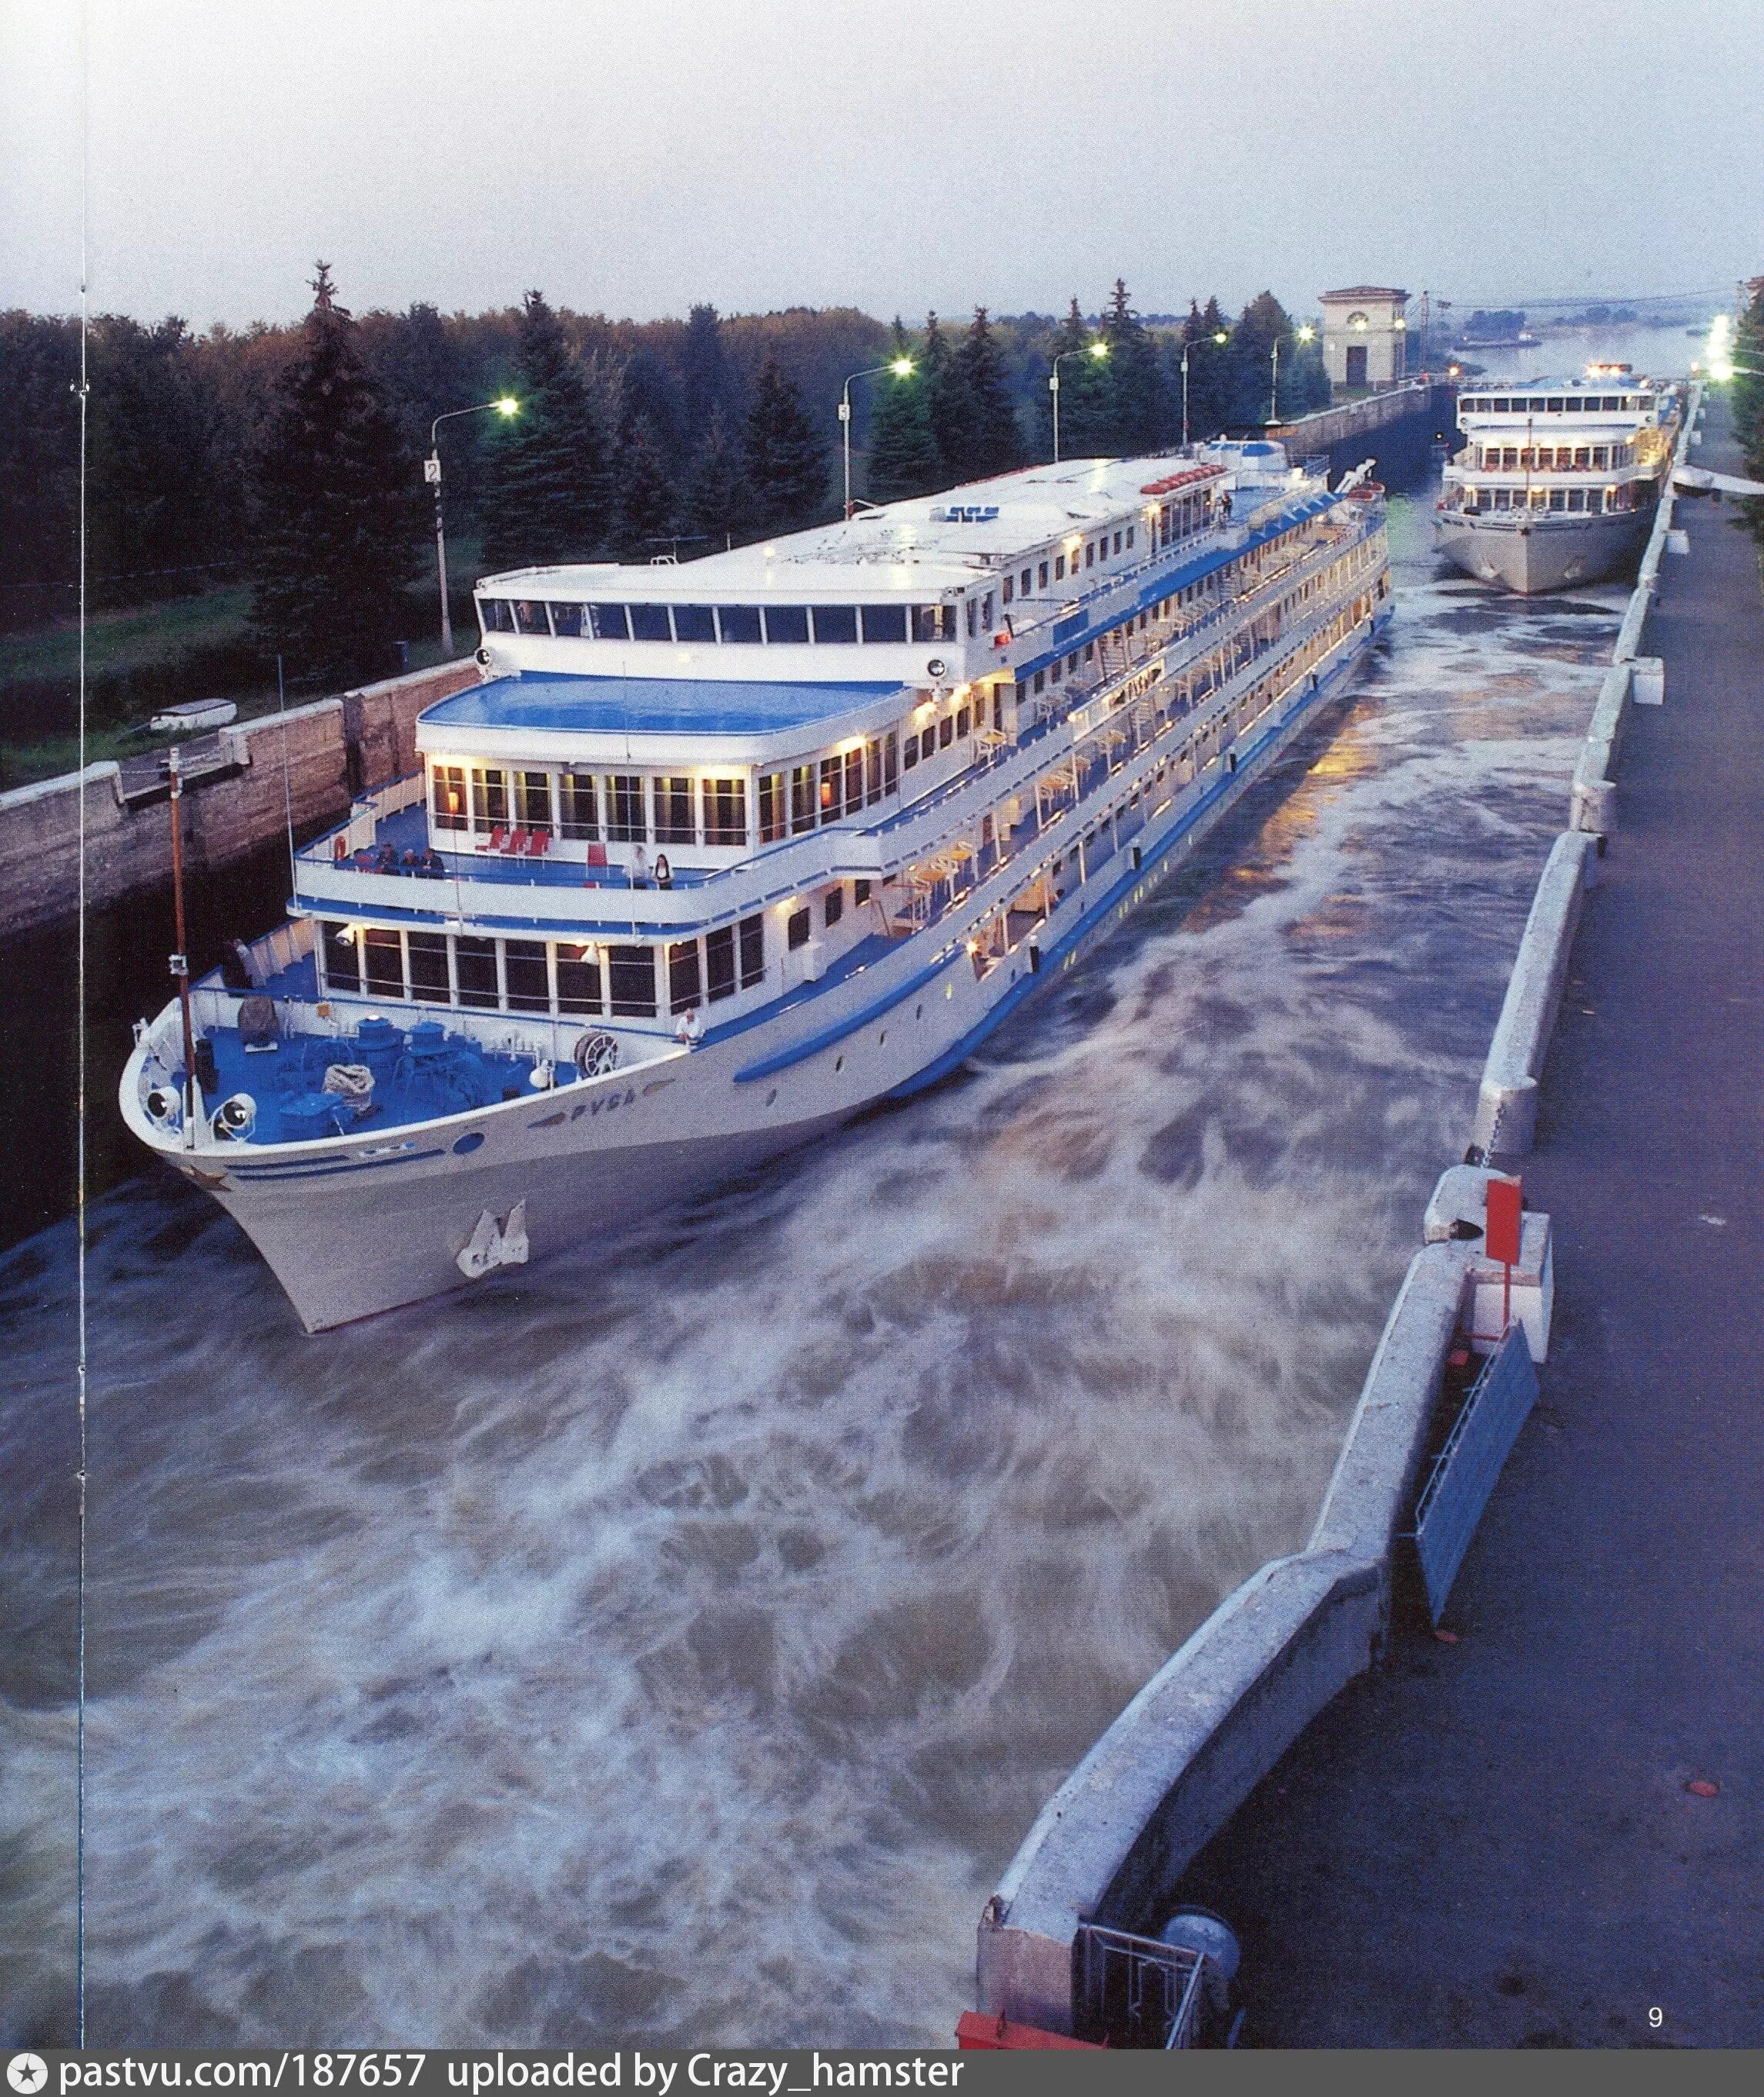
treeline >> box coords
[1,271,1329,691]
[1732,276,1764,544]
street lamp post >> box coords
[427,396,519,655]
[1270,325,1315,426]
[1049,339,1110,463]
[1180,330,1229,449]
[839,359,915,520]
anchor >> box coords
[456,1199,530,1280]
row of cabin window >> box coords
[320,916,766,1018]
[1475,443,1627,471]
[1464,394,1650,415]
[998,526,1140,608]
[1463,486,1627,513]
[784,880,874,950]
[480,598,961,646]
[754,736,901,841]
[433,766,751,844]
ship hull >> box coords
[128,610,1390,1333]
[1433,504,1652,594]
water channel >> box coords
[1,485,1627,2048]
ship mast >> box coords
[166,743,199,1144]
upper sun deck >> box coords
[1457,377,1671,429]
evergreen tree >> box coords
[744,353,828,534]
[948,307,1022,480]
[478,289,614,573]
[1173,298,1234,443]
[680,407,756,550]
[1227,291,1293,427]
[1099,278,1170,455]
[88,315,225,605]
[611,413,677,559]
[681,303,737,453]
[921,311,973,487]
[1041,296,1110,459]
[247,264,424,682]
[1733,278,1764,543]
[862,319,942,503]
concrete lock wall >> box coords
[972,382,1709,2038]
[0,661,477,941]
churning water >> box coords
[1,495,1623,2048]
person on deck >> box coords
[631,844,651,887]
[674,1006,703,1047]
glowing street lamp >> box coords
[840,360,916,519]
[1050,339,1110,463]
[1270,325,1315,425]
[427,396,519,655]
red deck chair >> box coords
[507,828,531,855]
[477,824,509,853]
[584,841,608,885]
[525,828,551,858]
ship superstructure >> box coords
[121,443,1392,1329]
[1436,373,1680,593]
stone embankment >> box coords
[972,385,1704,2042]
[0,661,477,941]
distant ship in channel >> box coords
[121,441,1393,1331]
[1435,372,1682,594]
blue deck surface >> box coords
[422,671,904,738]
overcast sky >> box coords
[4,0,1759,329]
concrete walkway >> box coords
[1176,400,1764,2049]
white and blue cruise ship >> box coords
[121,442,1393,1329]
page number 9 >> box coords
[1649,2008,1664,2028]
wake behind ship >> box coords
[121,443,1393,1330]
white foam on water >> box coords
[0,507,1622,2047]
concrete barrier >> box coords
[1569,663,1634,835]
[0,659,477,940]
[976,1242,1474,2033]
[1468,831,1598,1159]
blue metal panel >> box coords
[1053,610,1090,647]
[1411,1326,1539,1624]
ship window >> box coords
[919,725,935,761]
[758,771,788,843]
[556,944,603,1015]
[628,603,672,642]
[716,604,761,644]
[1049,657,1062,685]
[431,764,467,831]
[470,767,507,827]
[855,879,872,905]
[1038,560,1049,589]
[668,940,702,1015]
[515,771,552,828]
[862,603,909,644]
[607,774,646,843]
[824,886,845,929]
[813,605,859,644]
[559,771,600,841]
[550,603,584,638]
[674,604,715,643]
[981,592,994,628]
[1002,574,1014,606]
[1033,671,1046,694]
[702,776,747,846]
[589,603,631,640]
[705,925,737,1002]
[608,945,658,1017]
[1564,396,1583,413]
[911,604,951,642]
[765,605,810,644]
[654,777,695,845]
[1020,568,1032,594]
[323,922,360,994]
[740,912,766,987]
[1545,398,1563,414]
[363,928,405,1000]
[939,714,954,748]
[819,754,844,819]
[883,732,898,795]
[956,704,971,738]
[456,935,499,1009]
[506,939,549,1012]
[1053,554,1066,581]
[1548,489,1567,512]
[514,600,551,637]
[790,764,816,834]
[865,738,883,804]
[1084,543,1095,569]
[845,747,864,809]
[480,598,514,634]
[408,932,449,1002]
[1126,525,1134,548]
[786,909,811,951]
[902,734,918,770]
